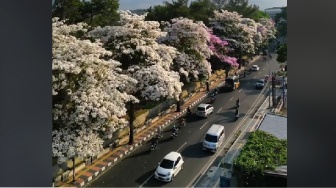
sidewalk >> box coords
[55,56,260,188]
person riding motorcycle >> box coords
[172,125,178,134]
[236,98,240,108]
[187,106,191,115]
[179,118,186,128]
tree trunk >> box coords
[176,99,181,112]
[128,101,135,145]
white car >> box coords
[196,103,214,118]
[252,65,259,71]
[154,151,184,182]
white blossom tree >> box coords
[52,18,138,164]
[159,17,213,82]
[87,11,184,143]
[87,10,183,101]
[258,18,276,43]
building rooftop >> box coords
[257,113,287,140]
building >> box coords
[264,7,283,20]
[256,113,287,186]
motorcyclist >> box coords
[187,106,191,115]
[172,125,178,134]
[211,95,216,103]
[151,135,159,148]
[179,118,186,127]
[236,98,240,108]
[157,127,163,138]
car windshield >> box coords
[160,159,174,169]
[205,134,217,143]
[257,81,264,84]
[197,107,205,111]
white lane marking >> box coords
[253,76,256,78]
[200,122,208,130]
[217,107,222,113]
[238,89,242,92]
[177,142,187,152]
[229,97,233,101]
[140,175,153,187]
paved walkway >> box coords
[55,57,260,187]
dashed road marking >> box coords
[177,142,187,152]
[200,122,208,130]
[229,97,233,101]
[217,107,222,113]
[239,89,242,92]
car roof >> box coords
[253,65,258,67]
[163,151,181,161]
[198,103,209,108]
[207,124,224,135]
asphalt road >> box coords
[87,57,279,187]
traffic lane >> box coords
[87,115,216,187]
[88,59,278,187]
[142,91,261,187]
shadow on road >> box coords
[185,115,205,123]
[123,147,151,160]
[134,169,157,185]
[180,142,213,158]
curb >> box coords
[67,91,210,187]
[58,66,240,187]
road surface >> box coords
[87,57,279,187]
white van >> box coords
[202,124,225,153]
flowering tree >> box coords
[207,29,238,69]
[87,10,184,143]
[159,17,213,82]
[52,18,138,164]
[258,18,276,42]
[87,10,183,101]
[209,10,256,60]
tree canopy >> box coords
[233,130,287,187]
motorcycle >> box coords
[178,119,186,129]
[187,107,192,116]
[157,130,163,138]
[150,140,158,151]
[236,101,240,108]
[235,109,239,121]
[170,127,178,140]
[211,96,216,103]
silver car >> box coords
[255,79,265,89]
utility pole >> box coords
[272,72,276,107]
[282,76,286,108]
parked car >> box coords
[196,103,214,118]
[255,79,265,89]
[154,151,184,182]
[252,65,259,71]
